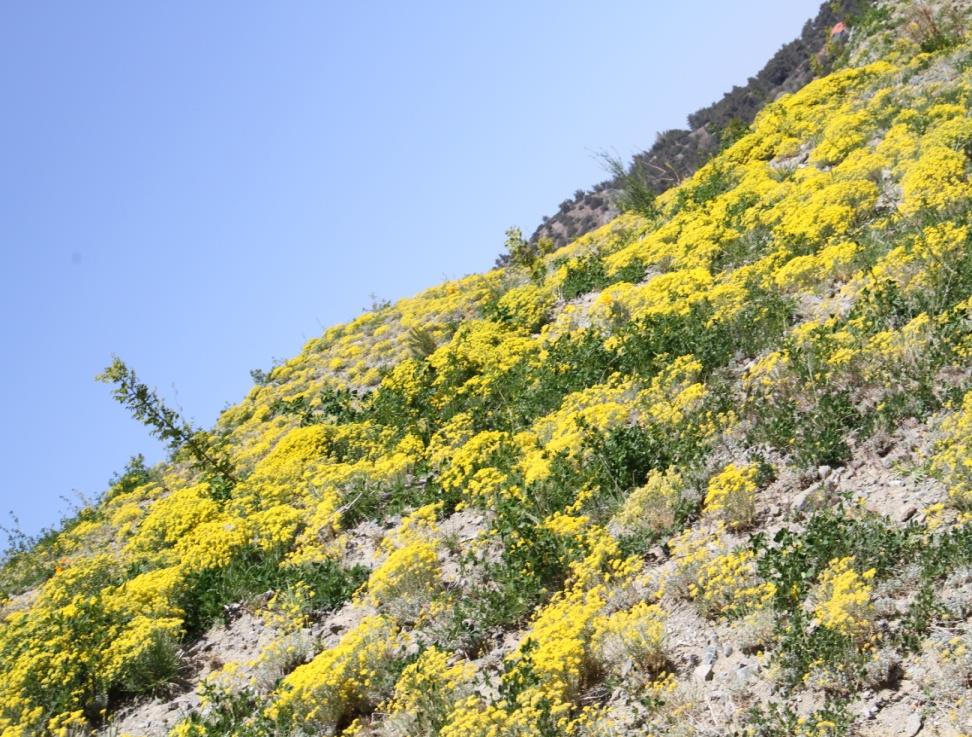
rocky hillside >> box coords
[3,2,972,736]
[528,0,873,250]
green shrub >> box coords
[599,152,659,220]
[560,255,610,300]
[752,509,921,686]
[98,357,238,497]
[181,552,367,637]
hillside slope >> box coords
[3,3,972,737]
[527,0,874,250]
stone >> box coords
[898,505,917,522]
[735,662,758,687]
[693,662,714,683]
[903,712,922,737]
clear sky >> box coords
[0,1,822,539]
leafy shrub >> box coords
[599,152,659,219]
[182,553,367,636]
[592,601,668,676]
[560,255,610,300]
[98,357,238,497]
[703,463,759,529]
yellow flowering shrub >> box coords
[931,389,972,508]
[813,556,876,640]
[427,320,535,401]
[669,526,775,617]
[774,176,878,245]
[366,541,440,619]
[810,108,875,165]
[592,601,668,675]
[900,146,969,215]
[611,467,683,538]
[532,375,639,460]
[124,482,219,561]
[379,647,475,734]
[363,504,442,620]
[438,430,513,499]
[774,241,858,292]
[285,487,344,565]
[495,282,556,332]
[102,615,183,691]
[591,268,713,325]
[703,463,759,529]
[266,614,399,730]
[176,515,251,572]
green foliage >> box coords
[750,389,861,469]
[560,254,610,300]
[249,367,270,386]
[498,639,562,737]
[599,152,659,219]
[736,700,852,737]
[106,454,152,501]
[442,504,578,658]
[98,357,238,496]
[753,509,921,686]
[181,552,367,637]
[0,514,61,599]
[674,164,736,210]
[612,257,648,284]
[0,502,101,599]
[903,2,967,53]
[269,386,362,426]
[719,119,750,150]
[504,227,531,266]
[407,326,438,359]
[116,627,181,696]
[754,509,916,612]
[503,329,618,430]
[177,683,274,737]
[712,227,772,273]
[896,522,972,650]
[503,227,553,277]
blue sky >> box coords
[0,1,821,539]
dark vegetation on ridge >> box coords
[520,0,874,254]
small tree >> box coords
[504,227,532,267]
[502,227,553,281]
[598,151,659,219]
[406,326,438,359]
[98,357,237,497]
[105,454,152,501]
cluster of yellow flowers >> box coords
[703,463,759,529]
[265,614,399,729]
[365,507,441,620]
[611,467,683,538]
[592,601,667,676]
[932,389,972,508]
[669,525,776,618]
[812,556,876,640]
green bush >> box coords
[560,255,610,300]
[181,552,367,637]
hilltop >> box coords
[2,2,972,736]
[527,0,887,251]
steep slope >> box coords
[527,0,874,250]
[530,0,900,252]
[3,3,972,737]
